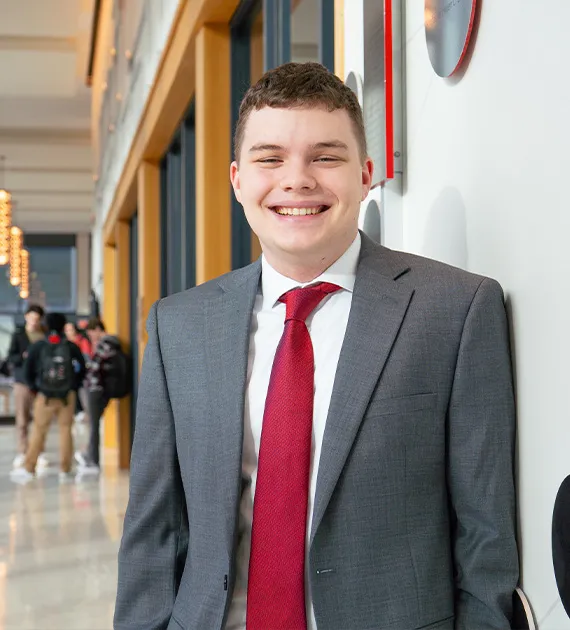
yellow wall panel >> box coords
[102,244,118,452]
[137,161,161,365]
[195,24,232,284]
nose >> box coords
[279,160,317,192]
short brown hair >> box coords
[86,318,105,332]
[234,62,367,163]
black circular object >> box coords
[553,475,570,618]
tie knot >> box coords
[279,282,341,323]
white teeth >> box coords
[273,207,325,216]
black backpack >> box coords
[101,342,132,399]
[38,341,74,400]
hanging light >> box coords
[19,249,29,299]
[9,226,23,286]
[0,188,11,266]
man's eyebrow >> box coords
[248,143,285,153]
[310,141,349,151]
[247,141,350,154]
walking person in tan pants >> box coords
[7,304,45,468]
[10,313,86,483]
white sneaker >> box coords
[78,463,100,475]
[74,451,88,467]
[74,411,86,423]
[37,453,49,469]
[10,467,34,484]
[58,471,74,483]
[12,454,25,469]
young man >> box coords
[115,63,519,629]
[7,304,45,468]
[11,312,85,482]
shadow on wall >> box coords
[422,187,468,270]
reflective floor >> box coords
[0,423,129,629]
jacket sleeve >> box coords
[72,345,86,385]
[8,332,23,367]
[448,278,519,629]
[23,342,40,390]
[114,301,188,630]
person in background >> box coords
[75,318,116,474]
[7,304,46,469]
[64,321,92,358]
[64,321,92,425]
[10,313,86,482]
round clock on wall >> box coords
[425,0,477,77]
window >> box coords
[290,0,320,63]
[28,246,76,312]
[0,269,19,313]
[160,103,197,296]
[0,235,77,314]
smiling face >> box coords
[230,106,373,280]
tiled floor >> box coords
[0,422,129,629]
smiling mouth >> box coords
[270,206,330,216]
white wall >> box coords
[346,1,570,627]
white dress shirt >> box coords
[225,233,361,630]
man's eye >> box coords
[315,156,338,162]
[258,158,281,164]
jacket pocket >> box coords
[366,392,437,418]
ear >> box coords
[361,157,374,201]
[230,161,242,203]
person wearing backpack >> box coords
[10,313,86,482]
[75,318,131,474]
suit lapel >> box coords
[203,261,261,553]
[310,241,414,543]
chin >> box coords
[272,235,327,258]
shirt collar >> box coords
[261,232,361,309]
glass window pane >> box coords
[28,246,75,312]
[291,0,320,63]
[0,267,19,312]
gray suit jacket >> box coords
[114,234,519,630]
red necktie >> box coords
[247,282,342,630]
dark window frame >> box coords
[160,101,197,295]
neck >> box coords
[265,258,331,283]
[263,234,357,283]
